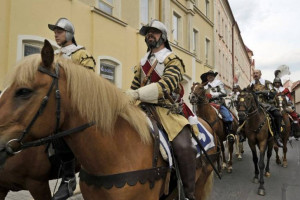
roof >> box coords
[291,81,300,91]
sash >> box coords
[141,60,160,86]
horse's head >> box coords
[274,93,287,112]
[0,40,68,167]
[236,90,258,123]
[189,82,209,104]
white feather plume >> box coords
[275,65,291,78]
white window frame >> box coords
[205,37,210,64]
[140,0,149,25]
[172,12,182,45]
[98,0,114,15]
[192,28,199,55]
[17,35,58,61]
[97,56,122,88]
[205,0,210,17]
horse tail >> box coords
[200,172,214,200]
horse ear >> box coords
[41,40,54,68]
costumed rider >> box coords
[126,19,196,200]
[230,85,240,108]
[48,17,96,200]
[201,70,235,142]
[248,69,283,147]
[273,76,300,138]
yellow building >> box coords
[0,0,214,105]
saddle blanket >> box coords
[147,113,215,167]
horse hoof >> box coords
[265,172,271,177]
[276,159,281,165]
[253,178,259,183]
[282,163,288,168]
[238,155,242,161]
[258,188,265,196]
[227,168,232,173]
[222,163,227,169]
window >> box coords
[205,0,210,17]
[24,43,41,57]
[205,38,210,63]
[173,13,180,43]
[98,0,113,15]
[98,56,122,88]
[192,29,198,54]
[100,63,116,83]
[140,0,149,25]
[218,11,220,33]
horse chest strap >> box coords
[79,166,168,189]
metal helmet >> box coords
[273,77,282,85]
[139,19,171,50]
[48,18,75,42]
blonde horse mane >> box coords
[6,54,151,144]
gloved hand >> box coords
[125,89,139,104]
[125,84,159,104]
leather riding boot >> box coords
[52,159,77,200]
[274,116,283,148]
[172,127,196,200]
[225,121,235,143]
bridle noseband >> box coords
[5,63,94,155]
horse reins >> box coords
[5,63,94,155]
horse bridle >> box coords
[190,83,208,104]
[236,93,258,119]
[5,63,94,155]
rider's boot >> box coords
[274,116,284,148]
[52,159,77,200]
[225,121,235,143]
[172,126,196,200]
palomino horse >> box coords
[189,82,239,173]
[0,40,217,200]
[273,94,291,167]
[0,146,52,200]
[236,90,274,196]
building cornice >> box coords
[171,0,195,16]
[193,6,213,27]
[91,7,127,27]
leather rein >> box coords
[5,63,94,155]
[237,93,267,133]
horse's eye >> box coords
[15,88,33,98]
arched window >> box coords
[97,56,122,88]
[17,35,58,61]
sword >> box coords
[163,89,222,179]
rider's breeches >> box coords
[220,105,233,122]
[172,126,197,199]
[269,109,283,133]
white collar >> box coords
[55,44,84,56]
[207,79,222,88]
[250,78,265,86]
[140,48,172,65]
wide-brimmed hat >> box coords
[200,70,218,83]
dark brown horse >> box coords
[0,40,217,200]
[273,93,291,167]
[189,82,239,173]
[236,90,274,196]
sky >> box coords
[228,0,300,83]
